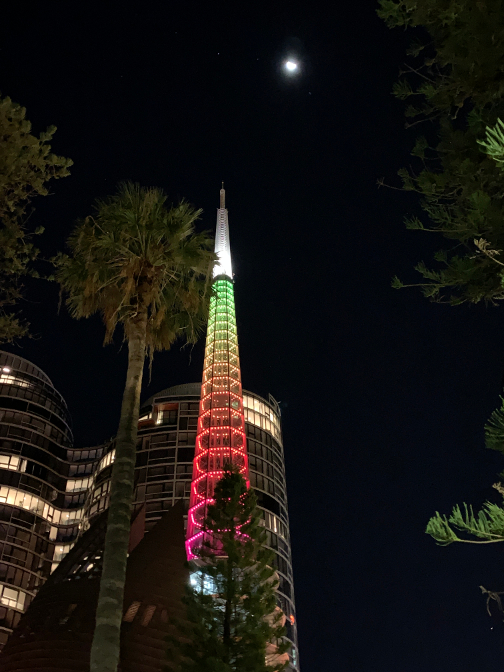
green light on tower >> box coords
[186,188,249,559]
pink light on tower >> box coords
[185,185,249,559]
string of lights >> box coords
[186,189,249,559]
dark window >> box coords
[135,451,148,467]
[146,484,163,498]
[176,464,192,477]
[147,466,165,478]
[150,434,167,445]
[148,448,176,463]
[277,575,292,599]
[160,410,177,425]
[274,553,289,577]
[256,492,280,516]
[177,447,194,463]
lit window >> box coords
[141,604,156,626]
[66,477,91,492]
[96,449,115,474]
[0,586,26,610]
[190,570,218,596]
[52,543,74,564]
[0,373,30,388]
[123,601,141,622]
[0,455,21,471]
[0,486,84,526]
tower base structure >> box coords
[0,504,189,672]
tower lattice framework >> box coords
[186,186,248,559]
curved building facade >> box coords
[84,382,299,670]
[0,504,190,672]
[0,351,100,648]
[0,188,300,669]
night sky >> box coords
[2,2,504,670]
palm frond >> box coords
[55,182,216,351]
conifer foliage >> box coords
[426,489,504,546]
[0,93,71,342]
[168,468,289,672]
[378,0,504,304]
[426,400,504,547]
[379,0,504,615]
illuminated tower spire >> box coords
[186,186,248,559]
[213,183,232,280]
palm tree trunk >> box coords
[90,311,147,672]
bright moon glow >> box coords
[285,60,297,72]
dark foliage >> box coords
[379,0,504,304]
[168,468,289,672]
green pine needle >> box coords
[478,118,504,167]
[485,397,504,455]
[427,498,504,545]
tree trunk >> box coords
[223,553,233,664]
[223,524,235,666]
[90,312,147,672]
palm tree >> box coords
[55,182,215,672]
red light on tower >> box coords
[186,186,248,559]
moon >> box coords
[285,60,298,72]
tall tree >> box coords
[378,0,504,304]
[379,0,504,616]
[0,93,72,341]
[55,182,215,672]
[426,395,504,546]
[167,468,289,672]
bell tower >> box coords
[186,186,248,559]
